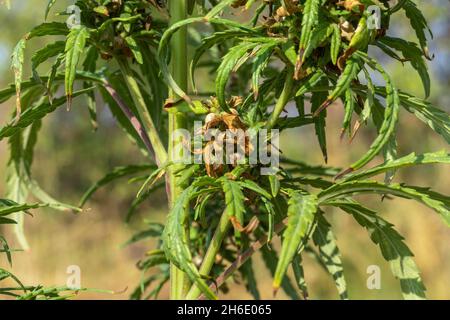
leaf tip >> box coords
[66,94,73,111]
[313,100,332,117]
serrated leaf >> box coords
[339,201,426,299]
[344,151,450,182]
[366,85,449,145]
[399,91,450,144]
[252,43,275,99]
[221,177,246,223]
[311,77,329,162]
[46,54,64,100]
[262,197,276,242]
[0,71,96,104]
[274,192,317,290]
[28,178,80,212]
[11,39,26,118]
[260,244,300,300]
[125,36,143,64]
[302,21,332,62]
[295,69,326,97]
[162,186,217,300]
[31,41,65,82]
[216,42,258,112]
[64,26,89,109]
[379,36,430,97]
[190,29,251,93]
[268,175,280,197]
[330,24,341,65]
[345,54,400,172]
[371,97,398,183]
[0,199,41,216]
[299,0,320,61]
[136,162,173,199]
[342,88,355,136]
[360,67,375,124]
[27,22,69,39]
[319,181,450,226]
[0,87,93,140]
[137,43,167,125]
[79,165,156,207]
[314,58,360,116]
[238,179,272,199]
[281,157,341,177]
[312,214,348,299]
[403,0,433,58]
[194,193,212,226]
[292,254,308,299]
[375,40,405,62]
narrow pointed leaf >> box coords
[319,181,450,226]
[11,39,26,117]
[80,165,156,207]
[64,27,89,107]
[312,214,348,299]
[274,192,317,290]
[162,187,218,300]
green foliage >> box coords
[162,185,218,300]
[1,0,449,301]
[64,26,90,108]
[273,192,317,291]
[298,0,320,63]
[312,214,348,300]
[402,0,433,59]
[11,38,26,117]
[340,201,426,299]
[221,177,246,223]
[79,164,157,207]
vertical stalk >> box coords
[185,210,231,300]
[169,0,189,300]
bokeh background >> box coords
[0,0,449,300]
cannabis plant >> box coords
[0,0,449,300]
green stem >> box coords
[117,58,168,166]
[198,217,289,300]
[169,0,189,300]
[185,210,231,300]
[266,68,294,130]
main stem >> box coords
[169,0,189,300]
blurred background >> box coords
[0,0,449,300]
